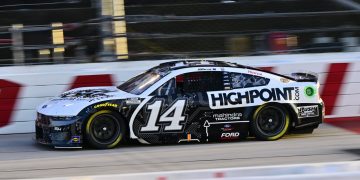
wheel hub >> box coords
[257,107,286,136]
[92,114,120,142]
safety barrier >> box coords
[1,52,360,134]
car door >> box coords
[204,70,273,142]
[133,70,226,144]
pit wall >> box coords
[1,52,360,134]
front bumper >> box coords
[35,113,83,148]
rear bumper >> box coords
[35,113,83,148]
[294,102,324,129]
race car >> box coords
[35,60,324,149]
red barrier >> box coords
[0,80,22,127]
[321,63,350,115]
[69,74,114,89]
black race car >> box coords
[36,60,324,149]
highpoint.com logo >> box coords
[209,87,300,107]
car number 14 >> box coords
[140,99,187,132]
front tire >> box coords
[251,105,290,140]
[85,110,126,149]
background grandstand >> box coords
[1,1,360,179]
[0,0,359,65]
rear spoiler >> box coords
[243,65,318,83]
[289,72,318,82]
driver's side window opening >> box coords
[176,71,224,93]
[154,71,225,96]
[154,78,176,96]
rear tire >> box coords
[251,105,290,141]
[85,110,126,149]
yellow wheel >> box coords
[251,105,290,140]
[85,110,126,149]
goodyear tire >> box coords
[85,110,126,149]
[251,105,290,141]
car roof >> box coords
[158,60,249,70]
[151,60,294,80]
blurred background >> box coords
[0,0,360,66]
[1,1,360,179]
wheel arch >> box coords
[253,102,298,126]
[281,103,299,128]
[249,102,298,135]
[82,107,130,145]
[81,106,129,127]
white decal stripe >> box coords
[129,96,153,139]
[208,121,249,124]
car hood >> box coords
[37,86,136,116]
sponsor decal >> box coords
[220,132,240,139]
[54,127,62,131]
[304,86,316,97]
[198,68,215,71]
[297,105,319,118]
[203,120,248,142]
[94,102,118,109]
[221,124,235,132]
[126,98,141,105]
[213,113,242,121]
[61,89,115,99]
[208,87,300,109]
[280,78,290,83]
[247,70,262,76]
[71,136,81,143]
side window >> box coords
[230,72,270,89]
[153,78,176,96]
[176,71,224,93]
[153,71,225,96]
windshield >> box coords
[117,71,162,95]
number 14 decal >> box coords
[141,99,187,132]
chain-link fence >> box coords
[0,0,360,66]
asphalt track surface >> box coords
[0,124,359,179]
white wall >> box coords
[1,52,360,134]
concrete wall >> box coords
[1,52,360,134]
